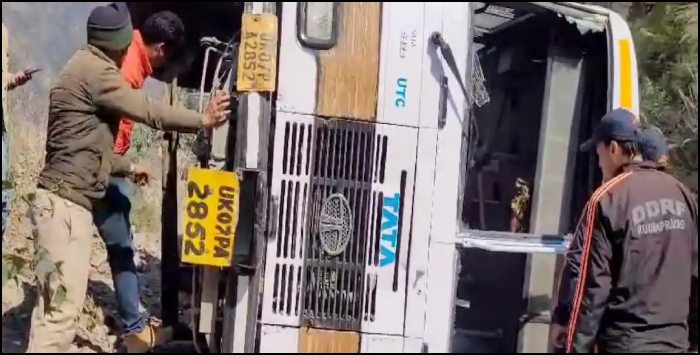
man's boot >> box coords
[122,324,174,353]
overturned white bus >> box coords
[127,2,639,353]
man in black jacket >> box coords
[638,125,697,352]
[551,108,698,353]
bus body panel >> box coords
[422,2,472,353]
[257,2,640,353]
[608,10,640,117]
[376,2,425,128]
[276,2,318,116]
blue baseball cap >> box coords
[580,108,639,152]
[639,127,669,162]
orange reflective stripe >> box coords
[565,172,633,352]
[619,39,633,112]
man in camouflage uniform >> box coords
[24,3,230,352]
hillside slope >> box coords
[2,2,103,103]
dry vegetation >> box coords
[1,83,196,352]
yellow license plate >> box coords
[237,13,279,92]
[181,168,240,267]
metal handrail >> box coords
[456,230,572,254]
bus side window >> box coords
[297,2,338,50]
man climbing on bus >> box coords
[90,9,191,353]
[551,108,698,353]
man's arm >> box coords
[92,66,202,132]
[552,214,586,352]
[554,202,613,353]
[553,232,583,328]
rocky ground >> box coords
[2,229,166,353]
[1,137,196,353]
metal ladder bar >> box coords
[455,230,571,254]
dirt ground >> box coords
[2,229,166,353]
[1,152,194,353]
[1,114,198,353]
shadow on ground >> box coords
[2,282,34,353]
[1,246,166,353]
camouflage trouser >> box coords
[26,189,93,352]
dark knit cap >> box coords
[87,2,133,51]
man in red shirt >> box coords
[92,10,188,352]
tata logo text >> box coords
[380,193,400,267]
[395,78,407,108]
